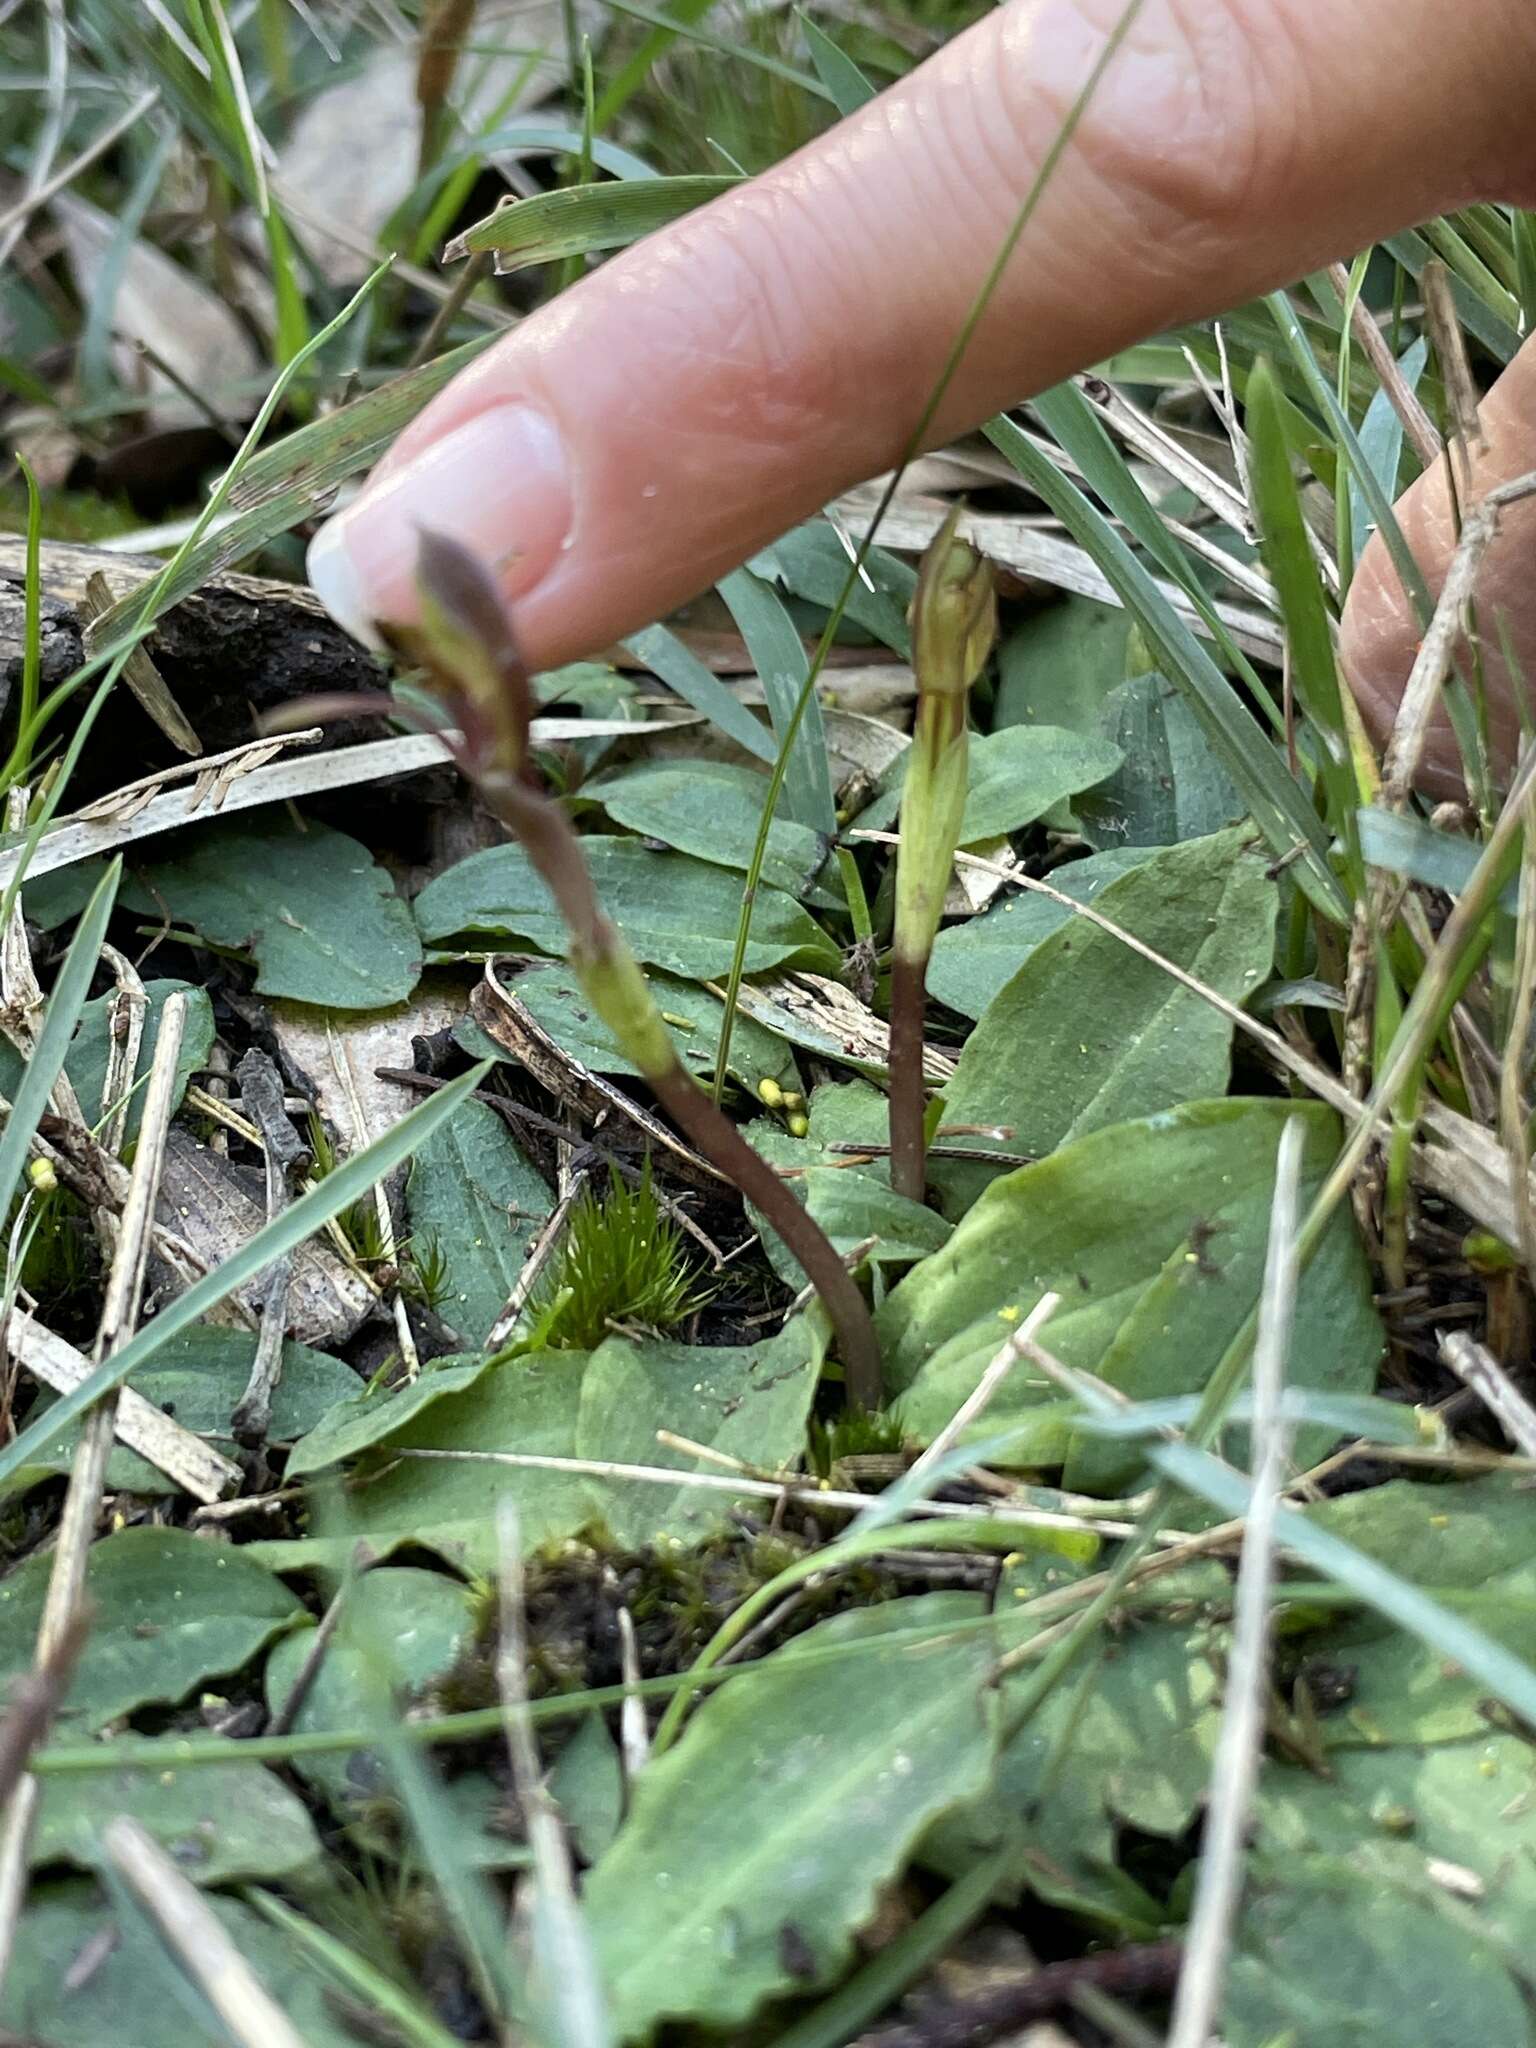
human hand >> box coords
[305,0,1536,783]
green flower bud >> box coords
[909,504,996,702]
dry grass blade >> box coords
[34,994,190,1665]
[0,721,690,896]
[386,1446,1156,1543]
[1166,1117,1304,2048]
[895,1291,1059,1496]
[1379,473,1536,806]
[1439,1330,1536,1458]
[836,498,1282,663]
[497,1500,615,2048]
[1422,260,1486,490]
[103,1817,309,2048]
[1329,262,1442,470]
[6,1315,240,1503]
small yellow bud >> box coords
[757,1077,784,1109]
[779,1089,805,1112]
[786,1112,809,1138]
[27,1157,57,1195]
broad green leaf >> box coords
[289,1326,819,1566]
[1076,672,1247,850]
[132,816,421,1011]
[1291,1475,1536,1746]
[933,828,1278,1214]
[926,848,1150,1020]
[926,1615,1219,1931]
[1256,1733,1536,1955]
[551,1715,625,1864]
[995,595,1131,737]
[264,1569,475,1811]
[286,1354,493,1479]
[0,977,212,1151]
[574,1322,821,1546]
[290,1351,589,1572]
[586,760,836,900]
[465,960,798,1096]
[751,520,914,658]
[745,1081,952,1285]
[878,1100,1380,1482]
[1225,1859,1530,2048]
[856,726,1121,841]
[447,175,738,270]
[414,837,838,980]
[0,1064,495,1492]
[9,1328,358,1498]
[718,566,837,833]
[32,1743,321,1886]
[0,1528,303,1733]
[583,1595,997,2036]
[2,1882,377,2048]
[406,1098,552,1343]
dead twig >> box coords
[231,1048,308,1445]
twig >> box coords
[231,1048,307,1445]
[486,1172,588,1351]
[1439,1330,1536,1458]
[103,1817,309,2048]
[0,1775,38,2000]
[0,1612,88,1815]
[1167,1117,1303,2048]
[267,1558,373,1738]
[856,1939,1184,2048]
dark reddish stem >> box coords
[888,949,930,1205]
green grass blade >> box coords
[1266,289,1432,628]
[1245,357,1341,733]
[597,0,829,96]
[1386,228,1522,363]
[796,11,876,114]
[1031,379,1275,713]
[1513,211,1536,337]
[245,1893,467,2048]
[1350,334,1427,553]
[0,1062,494,1491]
[1155,1440,1536,1731]
[621,622,777,760]
[0,857,120,1226]
[447,174,738,271]
[593,0,721,130]
[983,412,1346,917]
[717,567,837,831]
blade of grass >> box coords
[796,11,875,117]
[592,0,720,130]
[717,567,836,832]
[0,1062,494,1491]
[445,173,738,270]
[621,622,777,761]
[983,411,1346,916]
[245,1892,467,2048]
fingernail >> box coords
[306,403,572,645]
